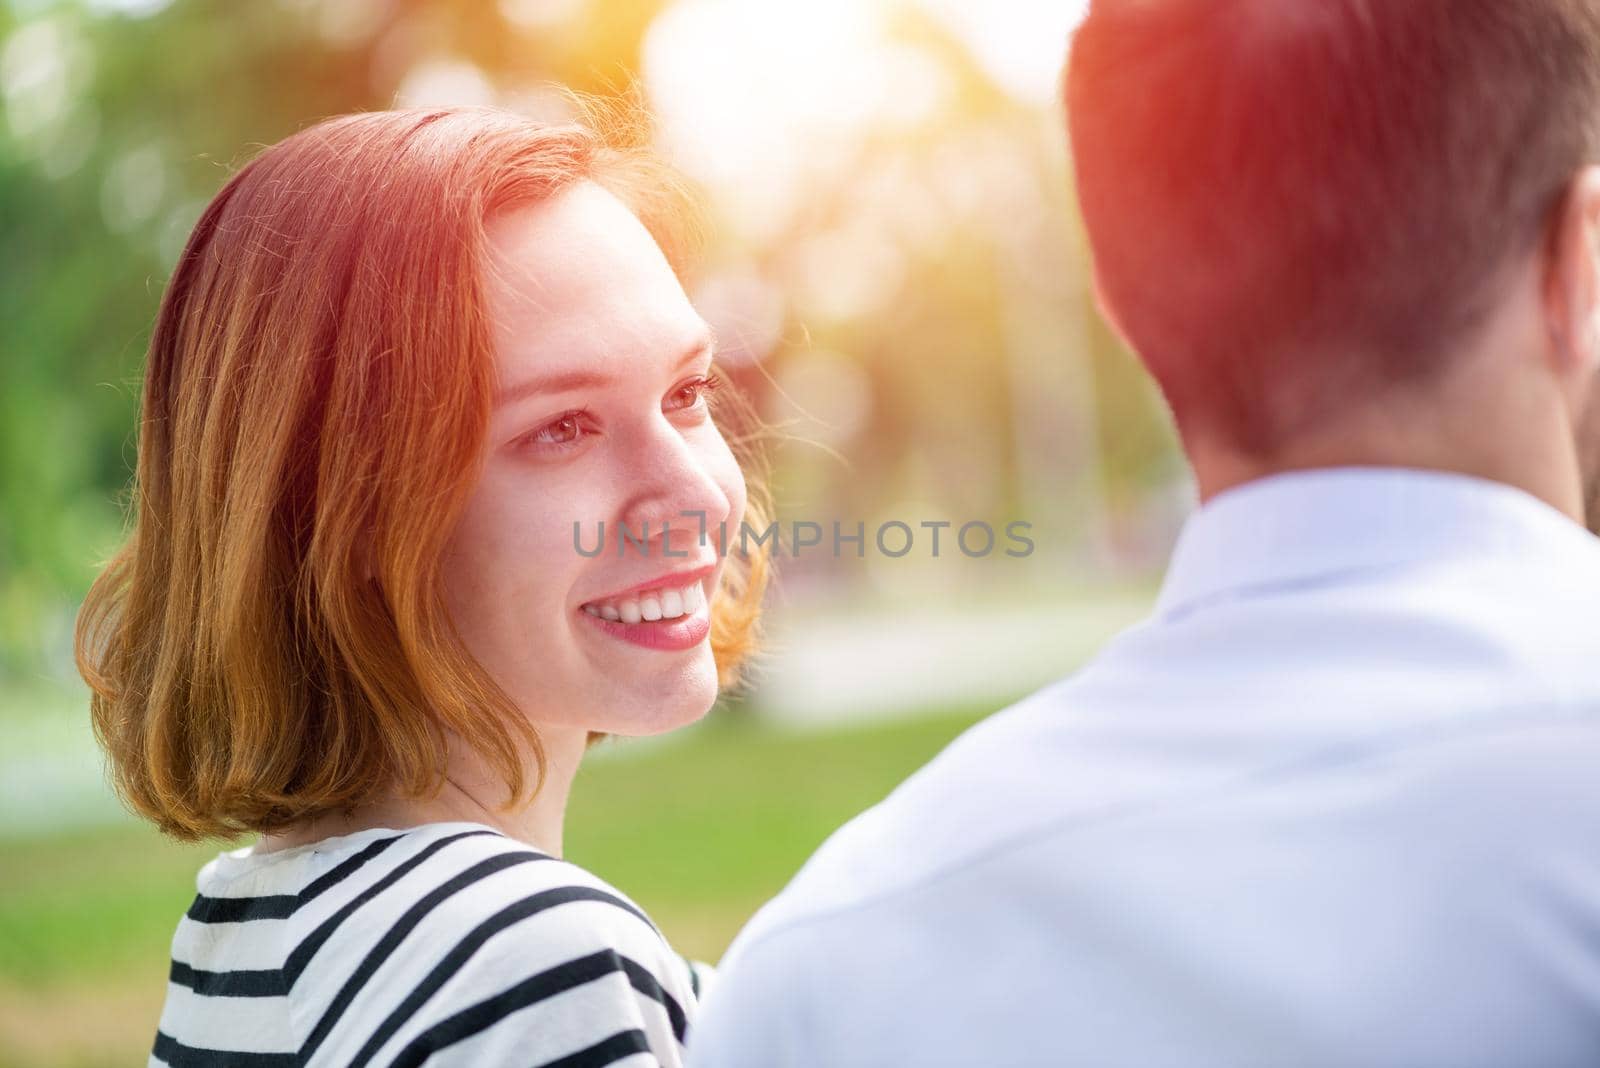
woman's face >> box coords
[439,180,746,739]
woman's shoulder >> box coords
[351,822,701,1065]
[245,821,661,945]
[394,822,672,953]
[188,820,692,993]
[179,820,702,1065]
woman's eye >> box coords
[664,373,721,414]
[519,411,592,453]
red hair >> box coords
[75,105,768,842]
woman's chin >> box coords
[584,657,721,737]
[633,699,715,738]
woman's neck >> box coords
[253,724,589,858]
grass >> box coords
[0,700,1005,1067]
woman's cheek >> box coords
[492,454,601,546]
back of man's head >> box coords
[1067,0,1600,454]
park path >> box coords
[753,587,1156,726]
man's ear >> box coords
[1543,165,1600,385]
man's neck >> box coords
[1185,363,1587,523]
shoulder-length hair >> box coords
[74,104,769,843]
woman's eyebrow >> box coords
[494,331,718,411]
[493,369,613,411]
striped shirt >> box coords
[150,820,710,1067]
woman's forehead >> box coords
[482,182,707,389]
[483,181,673,317]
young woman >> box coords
[74,105,768,1067]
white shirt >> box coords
[150,821,710,1067]
[690,468,1600,1068]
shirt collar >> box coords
[1153,466,1595,621]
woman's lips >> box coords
[582,563,717,609]
[579,565,716,652]
[580,605,711,651]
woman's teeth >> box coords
[583,580,707,623]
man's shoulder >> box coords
[691,703,1600,1067]
[727,678,1092,947]
[728,675,1600,964]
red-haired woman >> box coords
[75,105,768,1067]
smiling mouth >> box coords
[581,578,707,624]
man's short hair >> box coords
[1067,0,1600,452]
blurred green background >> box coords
[0,0,1185,1063]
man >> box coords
[689,2,1600,1066]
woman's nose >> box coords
[615,429,733,560]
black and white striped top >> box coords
[149,821,710,1067]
